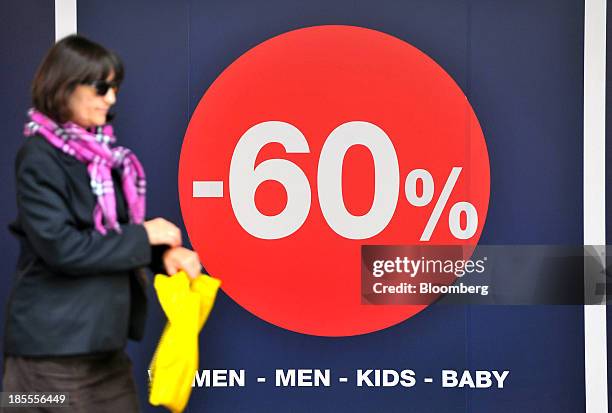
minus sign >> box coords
[424,378,433,383]
[339,377,348,383]
[257,377,266,383]
[193,181,224,198]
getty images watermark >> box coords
[361,245,610,305]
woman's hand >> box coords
[143,218,182,247]
[162,247,201,279]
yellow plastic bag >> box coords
[148,271,221,413]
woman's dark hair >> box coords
[31,34,124,123]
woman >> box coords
[2,35,200,412]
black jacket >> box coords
[4,135,164,356]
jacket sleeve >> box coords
[16,143,152,276]
[149,245,169,275]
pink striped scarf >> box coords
[24,109,146,235]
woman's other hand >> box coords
[162,247,201,279]
[143,218,182,247]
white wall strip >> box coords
[584,0,608,411]
[54,0,77,41]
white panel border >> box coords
[584,0,608,412]
[55,0,77,41]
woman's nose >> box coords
[104,88,117,105]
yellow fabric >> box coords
[148,271,221,413]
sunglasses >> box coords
[90,80,119,96]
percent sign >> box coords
[193,121,478,241]
[405,167,477,241]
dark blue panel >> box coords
[185,1,585,412]
[468,306,585,412]
[468,1,586,412]
[472,0,584,246]
[186,0,469,115]
[607,0,612,243]
[0,0,54,359]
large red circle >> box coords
[179,25,490,336]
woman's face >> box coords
[67,76,116,127]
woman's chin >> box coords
[92,116,107,126]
